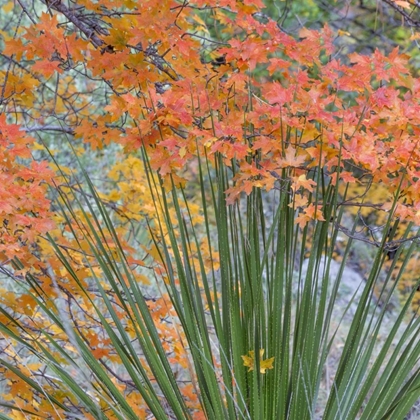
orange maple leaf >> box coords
[277,147,307,169]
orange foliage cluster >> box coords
[0,115,54,261]
[0,0,419,416]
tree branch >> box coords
[22,125,75,135]
[380,0,420,27]
[41,0,105,47]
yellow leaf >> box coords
[241,353,254,371]
[179,146,187,158]
[107,189,121,201]
[260,357,275,373]
[241,349,274,374]
[190,14,207,28]
[143,244,163,264]
[2,2,15,13]
[337,29,351,37]
[394,0,411,9]
[27,362,43,371]
[50,162,71,175]
[32,142,45,151]
[124,0,137,9]
[136,273,151,285]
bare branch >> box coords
[380,0,420,27]
[40,0,105,47]
[22,125,76,135]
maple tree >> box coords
[0,0,420,418]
